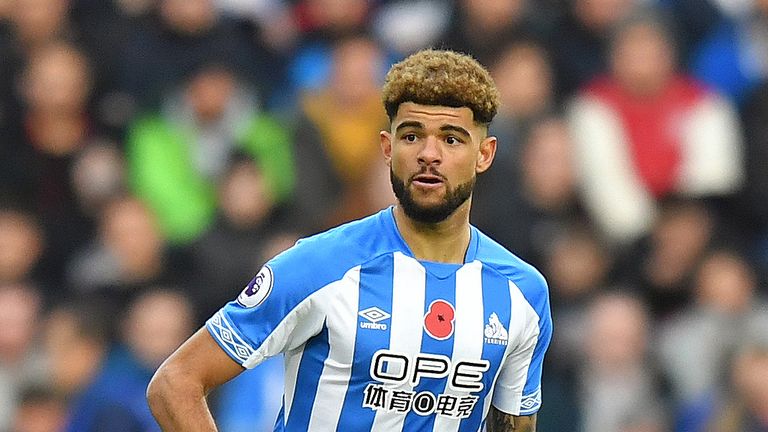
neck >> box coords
[393,202,472,264]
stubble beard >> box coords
[390,167,475,224]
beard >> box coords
[390,167,475,224]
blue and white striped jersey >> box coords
[206,207,552,432]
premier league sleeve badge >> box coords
[236,265,274,308]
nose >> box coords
[417,135,442,166]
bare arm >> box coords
[486,406,537,432]
[147,328,245,431]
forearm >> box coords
[486,406,536,432]
[147,364,218,432]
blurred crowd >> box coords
[1,0,768,431]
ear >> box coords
[476,135,497,174]
[380,130,393,167]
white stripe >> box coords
[307,266,362,431]
[487,281,540,415]
[283,346,303,425]
[273,271,359,423]
[371,252,426,432]
[433,261,485,432]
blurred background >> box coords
[0,0,767,431]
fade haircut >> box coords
[382,49,500,126]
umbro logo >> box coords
[359,307,391,330]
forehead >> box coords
[392,102,477,130]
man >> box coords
[147,49,552,432]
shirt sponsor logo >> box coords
[236,265,274,308]
[363,350,490,418]
[484,312,508,346]
[359,306,391,330]
[423,300,455,340]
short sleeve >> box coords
[492,272,553,416]
[206,247,330,368]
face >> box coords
[381,102,496,223]
[611,22,675,96]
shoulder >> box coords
[473,228,549,310]
[263,209,399,294]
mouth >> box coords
[411,173,445,188]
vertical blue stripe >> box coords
[284,323,330,431]
[402,264,457,432]
[336,255,395,430]
[459,266,511,432]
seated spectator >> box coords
[292,34,389,230]
[14,40,120,290]
[0,283,48,431]
[577,292,671,432]
[65,194,184,309]
[708,340,768,431]
[43,298,113,432]
[0,208,44,287]
[284,0,372,101]
[438,0,547,67]
[486,38,557,177]
[548,0,638,100]
[111,0,279,111]
[741,80,768,283]
[657,248,768,422]
[473,116,584,266]
[46,290,194,432]
[126,62,295,244]
[684,0,768,104]
[615,198,717,319]
[10,385,67,432]
[187,155,301,322]
[567,10,743,245]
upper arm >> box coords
[154,327,244,394]
[486,406,537,432]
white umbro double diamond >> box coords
[358,306,391,330]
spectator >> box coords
[567,10,743,245]
[438,0,546,67]
[187,156,300,322]
[578,292,670,432]
[112,0,277,110]
[615,198,717,319]
[46,290,194,432]
[371,0,451,57]
[537,225,612,432]
[14,41,118,290]
[43,299,113,432]
[473,116,583,266]
[741,80,768,282]
[0,208,44,286]
[292,34,389,230]
[707,340,768,431]
[548,0,638,100]
[0,283,48,431]
[656,249,768,424]
[667,0,768,104]
[10,385,67,432]
[65,194,184,309]
[282,0,377,111]
[126,62,295,244]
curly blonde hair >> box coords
[382,49,500,126]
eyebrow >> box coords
[394,121,472,138]
[439,124,471,138]
[394,121,424,133]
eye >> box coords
[404,133,417,142]
[446,136,462,145]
